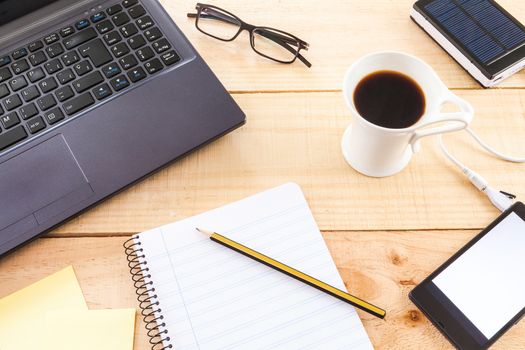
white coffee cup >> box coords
[341,51,474,177]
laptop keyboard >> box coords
[0,0,180,153]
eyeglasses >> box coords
[187,3,311,68]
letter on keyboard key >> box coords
[78,39,112,67]
[0,125,27,151]
[64,27,97,49]
[1,111,20,129]
[63,92,94,115]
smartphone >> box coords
[411,0,525,87]
[410,202,525,349]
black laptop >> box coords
[0,0,245,256]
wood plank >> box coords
[0,233,523,349]
[50,90,525,235]
[159,0,525,91]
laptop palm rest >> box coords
[0,134,93,245]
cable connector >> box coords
[463,168,514,211]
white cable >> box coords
[464,127,525,163]
[438,128,520,212]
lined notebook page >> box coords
[137,183,372,349]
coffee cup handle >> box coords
[410,93,474,153]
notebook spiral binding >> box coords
[124,236,173,350]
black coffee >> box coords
[353,70,425,129]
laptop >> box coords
[0,0,246,256]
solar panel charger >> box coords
[411,0,525,87]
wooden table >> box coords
[1,0,525,348]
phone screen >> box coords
[432,212,525,339]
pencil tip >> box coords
[196,228,213,237]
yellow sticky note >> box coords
[0,266,87,350]
[44,308,136,350]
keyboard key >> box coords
[43,107,65,124]
[153,38,171,53]
[46,43,64,58]
[144,27,162,42]
[0,84,8,98]
[127,66,146,82]
[144,58,163,74]
[9,76,28,91]
[12,48,28,60]
[1,111,20,129]
[44,33,59,45]
[12,59,30,74]
[0,56,11,67]
[119,54,138,70]
[111,42,130,58]
[19,103,38,119]
[63,92,94,115]
[78,39,112,67]
[60,26,75,37]
[107,4,123,15]
[160,50,180,66]
[27,116,46,134]
[61,51,80,66]
[36,94,57,111]
[91,11,107,23]
[120,23,138,38]
[96,19,114,34]
[128,5,146,19]
[92,83,112,100]
[73,71,104,93]
[28,41,43,52]
[101,63,121,78]
[0,125,27,151]
[136,46,154,61]
[110,75,129,91]
[136,16,154,30]
[57,69,76,84]
[103,31,122,46]
[44,59,63,74]
[73,61,93,76]
[28,51,47,66]
[112,12,130,26]
[75,19,90,30]
[55,85,74,102]
[27,67,45,83]
[128,34,146,49]
[3,94,22,111]
[64,27,97,49]
[73,60,92,76]
[122,0,138,8]
[38,77,58,93]
[21,86,40,102]
[0,67,12,83]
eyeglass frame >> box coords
[187,3,311,67]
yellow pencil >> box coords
[196,228,386,319]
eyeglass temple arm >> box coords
[255,30,312,68]
[187,12,312,67]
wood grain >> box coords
[0,233,523,350]
[158,0,525,91]
[50,90,525,235]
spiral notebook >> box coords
[125,183,372,349]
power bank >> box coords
[411,0,525,87]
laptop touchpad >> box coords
[0,134,93,232]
